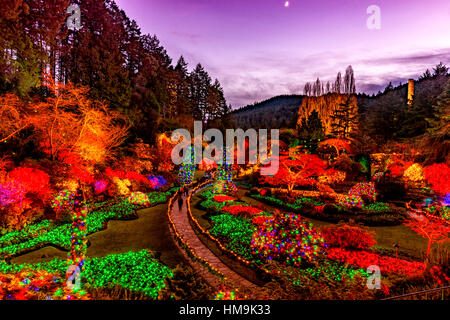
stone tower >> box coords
[407,79,414,106]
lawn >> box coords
[11,204,185,269]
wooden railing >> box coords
[382,285,450,300]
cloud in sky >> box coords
[115,0,450,108]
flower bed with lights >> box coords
[213,195,236,203]
[197,186,329,268]
[214,286,243,300]
[278,259,369,288]
[222,205,263,217]
[209,214,257,261]
[0,250,172,299]
[326,248,425,277]
[248,191,403,226]
[249,191,330,216]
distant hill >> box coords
[231,95,304,129]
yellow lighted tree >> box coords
[30,72,129,163]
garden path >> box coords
[169,189,265,298]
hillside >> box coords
[231,95,304,129]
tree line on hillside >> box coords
[0,0,232,145]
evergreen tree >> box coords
[298,110,324,141]
[419,69,432,80]
[427,78,450,137]
[433,62,449,77]
[383,82,394,93]
[330,95,358,139]
[190,63,211,121]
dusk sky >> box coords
[114,0,450,108]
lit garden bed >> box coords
[0,250,172,300]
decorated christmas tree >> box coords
[214,145,236,195]
[178,146,196,186]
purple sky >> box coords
[115,0,450,108]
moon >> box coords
[284,1,290,8]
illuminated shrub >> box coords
[9,167,51,198]
[424,163,450,196]
[321,223,376,250]
[94,180,108,195]
[364,202,390,213]
[348,182,377,203]
[341,195,364,209]
[387,158,413,178]
[112,177,131,197]
[106,168,155,192]
[0,180,33,229]
[251,213,326,266]
[0,180,25,207]
[0,270,89,300]
[213,195,236,203]
[403,163,425,183]
[127,192,151,206]
[147,175,167,190]
[222,205,262,218]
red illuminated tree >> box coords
[404,215,450,263]
[424,163,450,196]
[260,147,327,194]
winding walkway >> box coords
[169,188,265,298]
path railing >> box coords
[382,285,450,300]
